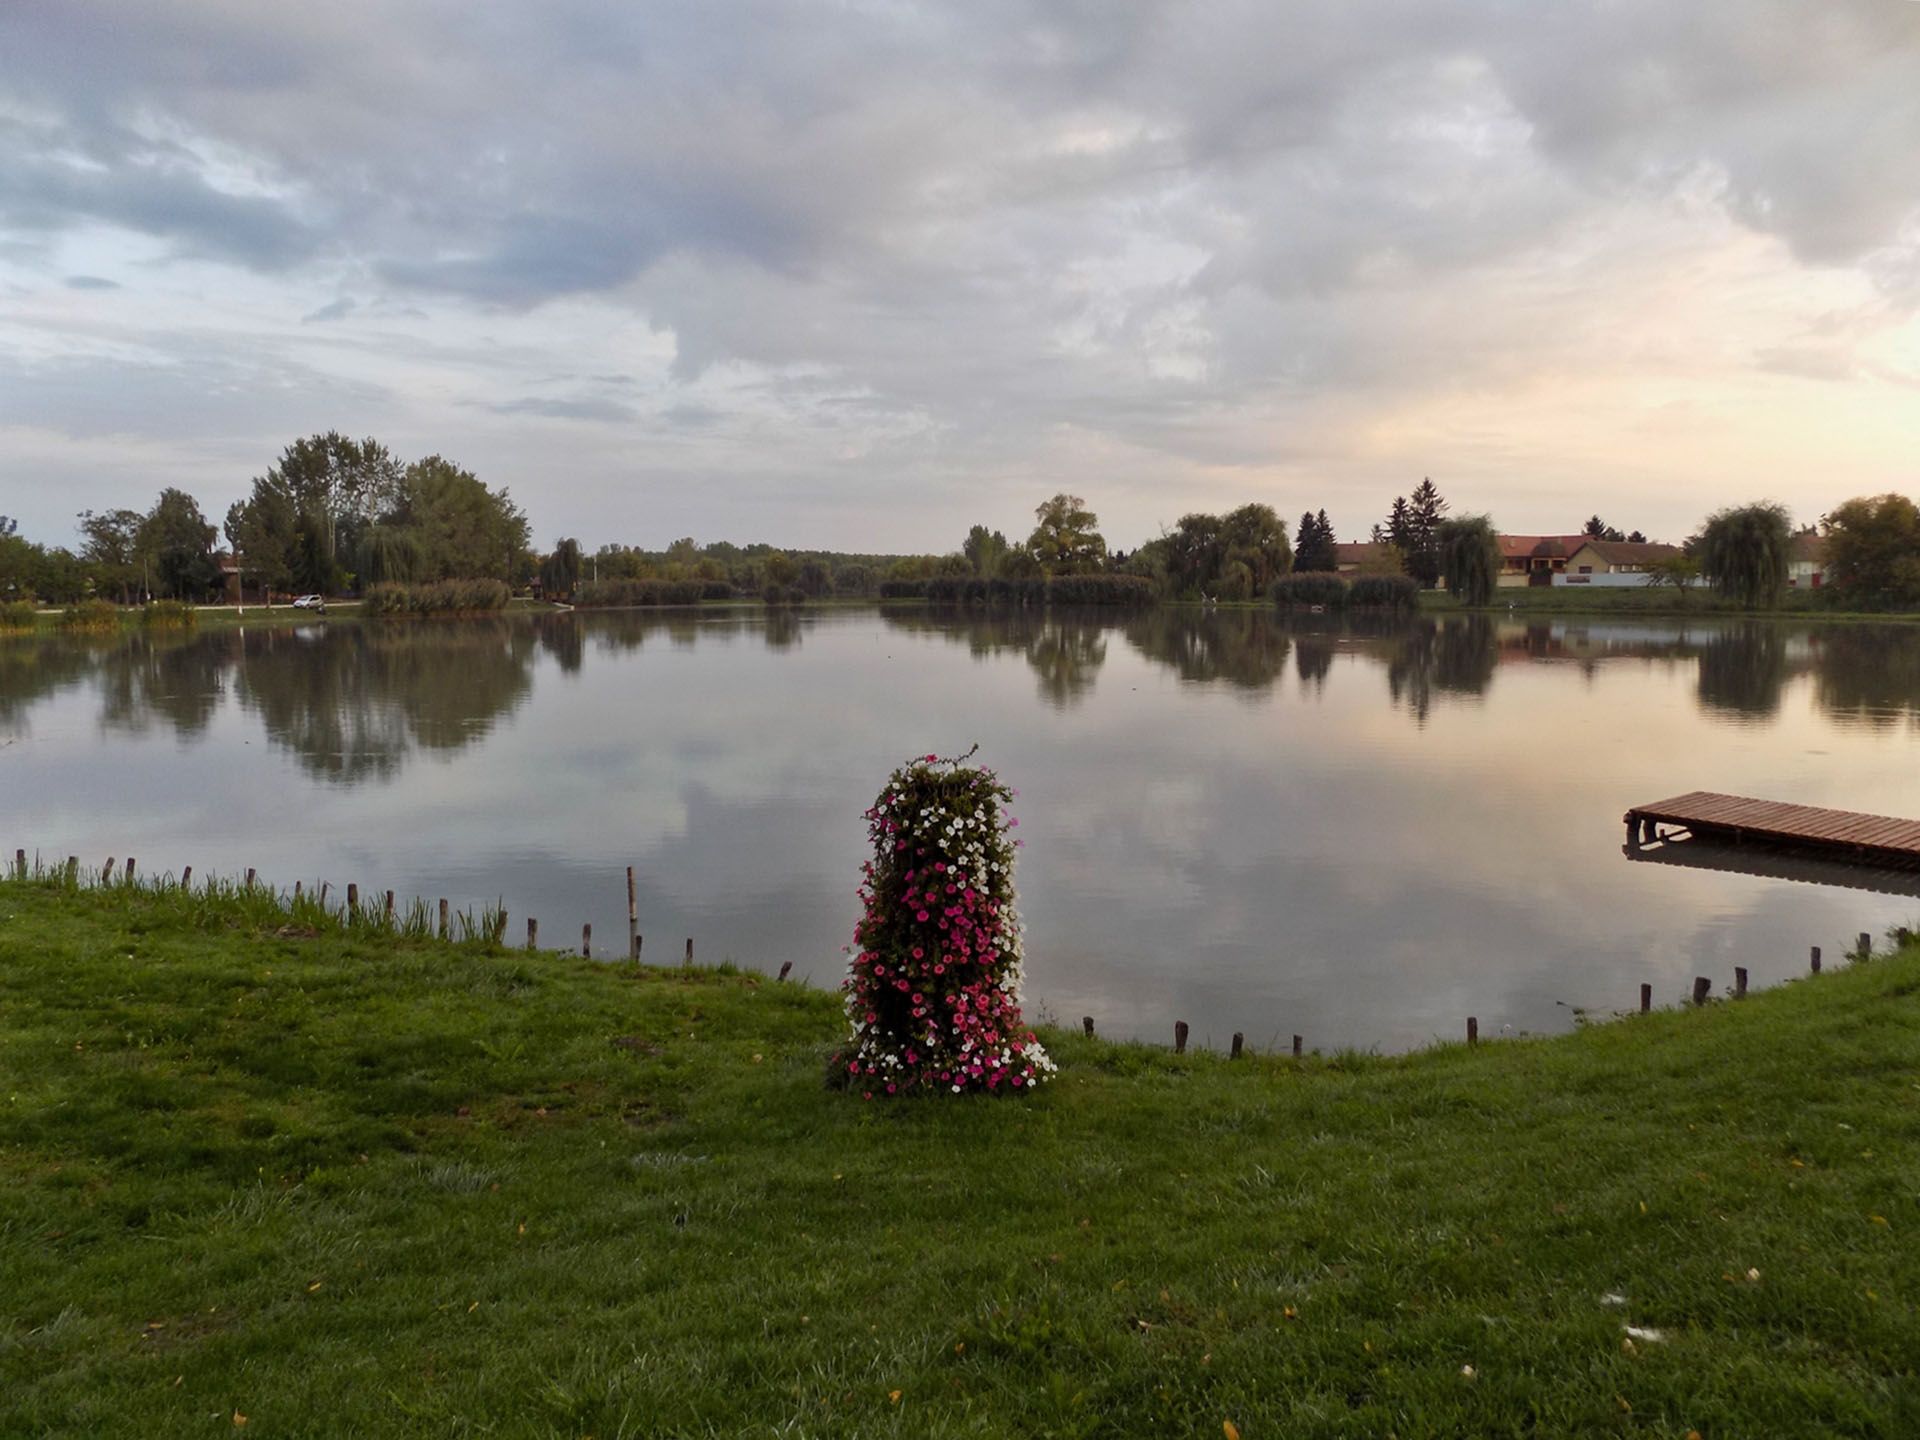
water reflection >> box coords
[7,607,1920,1052]
[1815,626,1920,731]
[10,609,1920,760]
[235,622,536,783]
[1696,623,1794,720]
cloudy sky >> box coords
[3,1,1917,554]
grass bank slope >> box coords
[2,875,1916,1437]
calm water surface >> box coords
[6,607,1920,1051]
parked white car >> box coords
[291,594,326,612]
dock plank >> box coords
[1626,791,1920,865]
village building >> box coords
[1495,535,1590,587]
[1554,539,1682,587]
[1787,530,1827,589]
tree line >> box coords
[7,435,1920,612]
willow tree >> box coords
[1698,503,1791,609]
[1438,514,1501,606]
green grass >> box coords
[2,871,1916,1437]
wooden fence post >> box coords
[1173,1020,1189,1054]
[245,867,256,889]
[1692,976,1711,1006]
[14,848,24,878]
[384,891,395,922]
[1292,1034,1303,1059]
[125,858,135,881]
[346,883,358,914]
[1810,945,1821,973]
[1639,982,1652,1013]
[684,938,693,966]
[1857,931,1872,958]
[438,899,449,939]
[777,960,792,981]
[627,867,639,962]
[581,923,591,958]
[1734,966,1748,998]
[1467,1017,1478,1046]
[527,918,538,951]
[1230,1032,1244,1059]
[103,857,114,884]
[182,866,193,889]
[1082,1016,1094,1038]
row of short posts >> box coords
[1133,938,1881,1059]
[11,853,1883,1010]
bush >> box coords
[1045,574,1156,606]
[762,584,809,607]
[701,581,736,602]
[1347,574,1420,611]
[56,599,123,633]
[362,580,511,617]
[1272,573,1350,609]
[573,578,708,608]
[140,599,198,629]
[838,751,1054,1098]
[0,600,38,633]
[878,579,929,600]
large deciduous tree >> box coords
[963,524,1010,577]
[1823,494,1920,607]
[77,508,144,602]
[1026,494,1107,575]
[1438,514,1502,606]
[1698,502,1792,609]
[136,488,219,600]
[390,455,530,580]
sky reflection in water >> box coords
[4,608,1919,1052]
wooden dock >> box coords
[1625,791,1920,866]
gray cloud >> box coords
[300,296,355,323]
[64,274,119,290]
[480,396,639,423]
[1,0,1916,547]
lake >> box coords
[5,606,1919,1052]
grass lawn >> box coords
[2,872,1916,1437]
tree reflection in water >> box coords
[1695,623,1790,719]
[8,610,1920,776]
[235,620,537,783]
[1813,625,1920,731]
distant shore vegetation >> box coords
[6,439,1920,617]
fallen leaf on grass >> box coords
[1223,1422,1241,1440]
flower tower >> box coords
[841,750,1054,1097]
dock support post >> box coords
[527,918,538,951]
